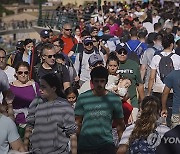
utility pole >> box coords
[38,0,42,26]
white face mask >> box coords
[118,87,128,97]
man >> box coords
[33,43,70,90]
[148,34,180,126]
[79,54,104,94]
[60,23,78,55]
[161,70,180,128]
[75,66,125,154]
[0,106,25,153]
[140,33,163,94]
[116,44,145,121]
[0,48,16,83]
[74,37,104,86]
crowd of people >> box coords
[0,0,180,154]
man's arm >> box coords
[137,83,145,102]
[10,138,25,152]
[161,86,171,117]
[113,118,125,140]
[147,69,156,96]
[116,144,129,154]
[75,115,83,136]
[140,64,147,81]
[63,82,70,90]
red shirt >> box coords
[61,36,78,55]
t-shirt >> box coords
[61,36,78,55]
[164,70,180,114]
[140,45,163,88]
[150,52,180,93]
[0,69,9,93]
[75,90,123,150]
[118,59,143,107]
[0,114,20,154]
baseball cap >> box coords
[88,54,103,67]
[40,29,49,38]
[116,43,128,52]
[83,37,93,45]
[16,40,24,49]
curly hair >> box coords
[129,96,161,144]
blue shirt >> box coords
[164,70,180,114]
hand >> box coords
[161,109,168,117]
[5,91,15,104]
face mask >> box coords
[118,87,128,97]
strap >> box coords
[134,42,142,52]
[74,43,79,54]
[125,42,132,51]
[167,52,174,58]
[32,82,37,97]
[78,51,83,77]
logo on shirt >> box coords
[147,132,161,148]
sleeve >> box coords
[62,65,70,82]
[0,71,10,92]
[113,96,124,119]
[150,55,159,70]
[26,98,43,128]
[7,118,20,143]
[163,72,173,89]
[119,125,134,145]
[62,106,77,136]
[140,50,149,65]
[74,95,84,116]
[135,64,143,84]
[74,53,80,76]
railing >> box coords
[37,10,92,29]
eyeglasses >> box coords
[54,44,61,48]
[64,29,72,31]
[44,54,56,58]
[17,71,29,75]
[92,40,98,42]
[84,42,93,46]
[117,50,128,55]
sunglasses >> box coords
[17,71,29,75]
[44,54,56,58]
[85,42,93,46]
[117,50,128,55]
[0,56,6,59]
[64,29,72,31]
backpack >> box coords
[152,47,162,56]
[106,36,121,52]
[125,42,143,65]
[158,53,174,83]
[33,63,63,83]
[78,47,99,77]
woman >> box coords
[117,96,170,154]
[25,73,76,154]
[10,61,40,139]
[74,26,82,43]
[12,39,34,67]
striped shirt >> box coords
[27,97,76,154]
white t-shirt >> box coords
[0,114,20,154]
[119,123,170,145]
[150,52,180,93]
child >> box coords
[64,86,79,108]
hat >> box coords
[83,37,93,44]
[88,54,103,67]
[116,43,128,52]
[40,29,49,38]
[16,40,24,49]
[90,27,98,33]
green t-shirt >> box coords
[75,90,123,150]
[118,59,143,107]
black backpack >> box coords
[125,42,143,65]
[158,53,174,83]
